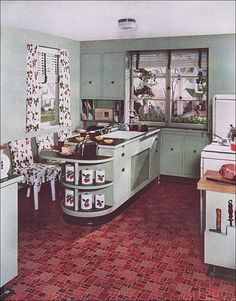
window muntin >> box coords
[130,49,208,128]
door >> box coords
[161,133,183,176]
[102,52,125,99]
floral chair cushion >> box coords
[9,138,58,186]
[57,128,72,142]
[19,163,57,186]
[36,133,54,152]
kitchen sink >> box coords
[101,130,144,140]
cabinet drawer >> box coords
[131,135,156,156]
[98,145,130,163]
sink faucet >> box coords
[212,134,228,146]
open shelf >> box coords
[62,180,113,190]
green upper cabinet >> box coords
[80,52,125,99]
[81,53,101,98]
[102,52,125,99]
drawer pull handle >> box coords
[111,81,114,84]
[193,150,197,153]
[121,153,125,157]
[170,147,174,151]
[122,168,125,172]
[88,81,92,84]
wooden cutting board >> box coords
[206,171,236,185]
[198,170,236,194]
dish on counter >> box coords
[75,136,85,142]
[58,151,74,157]
[95,136,104,141]
[103,139,113,145]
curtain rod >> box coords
[39,45,60,51]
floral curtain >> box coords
[26,46,71,132]
[26,44,41,132]
[59,49,71,127]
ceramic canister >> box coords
[81,169,93,185]
[95,169,105,184]
[95,193,105,209]
[80,193,93,210]
[65,164,75,182]
[65,189,75,207]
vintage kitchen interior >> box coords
[0,1,235,300]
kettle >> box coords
[228,124,236,141]
[75,140,98,159]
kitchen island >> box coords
[197,170,236,279]
[40,128,160,225]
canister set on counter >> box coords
[65,165,105,185]
[64,189,105,210]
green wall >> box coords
[1,28,235,145]
[1,26,81,144]
[81,34,235,129]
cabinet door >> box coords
[150,134,160,180]
[0,183,18,286]
[161,134,183,176]
[102,52,125,99]
[81,53,101,98]
[113,160,131,206]
[183,135,206,178]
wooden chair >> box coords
[8,138,59,210]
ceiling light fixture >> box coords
[118,18,136,30]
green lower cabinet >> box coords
[161,134,183,176]
[183,135,206,178]
[161,130,209,178]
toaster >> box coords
[76,140,98,159]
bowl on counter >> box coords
[139,124,148,132]
[95,136,104,141]
[103,139,113,145]
[75,136,85,142]
[128,124,139,131]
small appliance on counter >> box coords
[75,140,98,159]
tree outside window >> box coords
[130,49,208,128]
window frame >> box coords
[37,46,60,128]
[129,48,209,130]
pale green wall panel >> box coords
[1,26,81,144]
[81,34,235,102]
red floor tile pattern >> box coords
[5,180,236,301]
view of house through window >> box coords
[38,48,59,125]
[130,49,208,128]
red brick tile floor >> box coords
[5,179,236,301]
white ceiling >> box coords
[1,1,235,41]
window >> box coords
[37,47,60,126]
[130,49,208,128]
